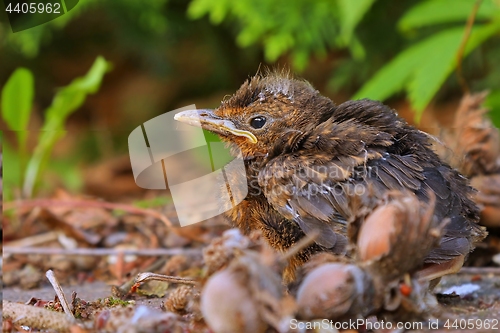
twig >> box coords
[116,257,168,296]
[3,231,59,248]
[3,301,74,332]
[135,272,198,285]
[4,198,175,228]
[457,266,500,275]
[456,0,483,94]
[46,270,74,318]
[3,246,202,256]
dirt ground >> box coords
[3,268,500,332]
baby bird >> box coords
[175,72,487,281]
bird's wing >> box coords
[258,151,378,249]
[260,150,482,261]
[371,157,485,263]
[258,119,396,249]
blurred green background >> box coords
[1,0,500,200]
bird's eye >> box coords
[250,116,266,129]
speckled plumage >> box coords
[175,72,487,281]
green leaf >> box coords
[355,21,500,121]
[399,0,499,32]
[187,0,231,24]
[407,28,464,115]
[264,33,295,61]
[352,39,424,101]
[23,56,111,197]
[484,90,500,128]
[188,0,340,71]
[1,67,34,180]
[410,22,500,117]
[44,56,111,129]
[292,49,309,72]
[1,67,34,131]
[337,0,376,44]
[347,35,366,60]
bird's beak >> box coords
[174,109,258,143]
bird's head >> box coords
[174,72,336,160]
